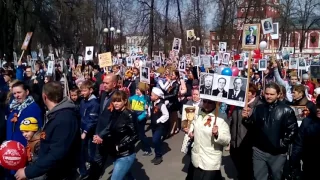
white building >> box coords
[126,36,148,54]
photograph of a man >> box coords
[200,74,214,95]
[181,106,196,129]
[172,38,180,51]
[212,77,228,98]
[228,78,245,101]
[187,30,195,41]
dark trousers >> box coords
[79,135,96,176]
[87,144,108,180]
[230,146,253,180]
[252,147,287,180]
[137,119,151,152]
[152,127,164,158]
[193,166,222,180]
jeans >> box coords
[137,119,151,152]
[152,127,164,158]
[79,136,96,176]
[111,153,136,180]
[252,147,287,180]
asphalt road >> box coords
[101,126,238,180]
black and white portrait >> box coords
[126,57,133,67]
[219,42,227,52]
[271,22,279,39]
[179,61,185,71]
[298,58,306,69]
[140,66,150,84]
[237,60,244,70]
[172,38,181,51]
[259,59,267,71]
[289,58,298,69]
[213,55,220,64]
[222,53,230,65]
[261,18,274,34]
[228,77,246,102]
[191,46,196,55]
[192,56,200,66]
[199,74,214,95]
[187,29,195,42]
[212,75,230,98]
[154,56,161,67]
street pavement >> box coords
[101,126,238,180]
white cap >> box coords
[152,87,164,99]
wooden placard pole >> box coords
[244,51,253,110]
[18,50,25,62]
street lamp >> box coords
[103,28,109,33]
[196,37,200,41]
[116,29,121,57]
[110,27,115,32]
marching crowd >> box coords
[0,57,319,180]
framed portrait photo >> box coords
[259,59,267,71]
[242,24,261,49]
[186,29,196,42]
[179,60,186,72]
[140,66,150,84]
[172,38,182,52]
[219,42,227,52]
[261,18,274,34]
[290,106,308,126]
[271,22,279,39]
[237,60,244,70]
[289,57,298,69]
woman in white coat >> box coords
[187,99,231,180]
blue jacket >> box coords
[129,94,150,121]
[80,94,99,134]
[16,65,24,81]
[6,102,43,147]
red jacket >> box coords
[303,81,315,95]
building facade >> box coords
[210,0,320,55]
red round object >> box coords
[0,140,27,170]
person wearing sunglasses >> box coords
[185,99,230,180]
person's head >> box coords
[254,72,260,79]
[185,107,196,121]
[42,82,64,109]
[204,75,213,87]
[171,70,179,80]
[70,88,79,102]
[25,66,33,77]
[20,117,39,141]
[93,65,100,75]
[112,65,120,74]
[249,26,254,32]
[34,61,43,72]
[12,81,30,103]
[136,82,149,96]
[248,83,258,102]
[218,77,226,89]
[289,72,299,85]
[44,76,52,84]
[84,72,90,81]
[103,74,117,93]
[192,89,200,102]
[8,79,19,92]
[278,85,287,100]
[133,67,139,76]
[233,78,243,91]
[151,87,164,101]
[292,84,306,100]
[111,90,129,111]
[3,70,14,83]
[80,80,94,99]
[202,99,216,113]
[125,70,133,80]
[264,82,281,104]
[302,73,309,83]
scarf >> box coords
[10,96,35,111]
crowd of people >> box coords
[0,55,319,180]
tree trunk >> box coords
[176,0,185,55]
[148,0,154,57]
[164,0,170,56]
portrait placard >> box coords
[199,73,247,107]
[179,60,186,72]
[85,46,94,61]
[140,66,150,84]
[290,106,308,126]
[259,59,267,71]
[289,57,298,69]
[271,22,279,39]
[219,42,227,52]
[186,29,196,42]
[261,18,274,34]
[242,24,261,49]
[172,38,182,52]
[310,65,320,79]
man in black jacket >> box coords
[88,73,118,180]
[15,82,81,180]
[242,82,298,180]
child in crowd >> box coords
[154,67,167,90]
[20,117,43,180]
[78,80,100,179]
[129,82,152,156]
[148,87,169,165]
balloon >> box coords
[216,66,226,74]
[231,67,240,76]
[0,141,27,170]
[221,67,232,76]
